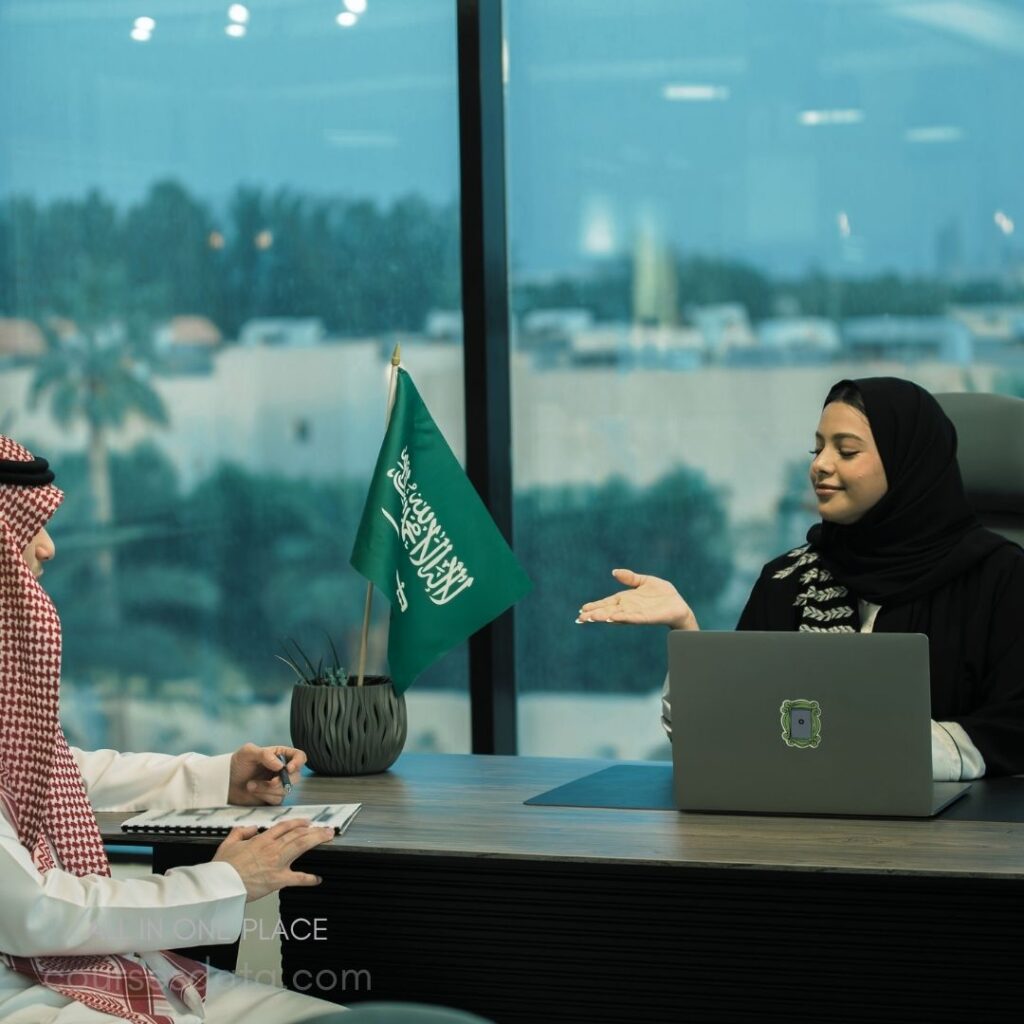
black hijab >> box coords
[806,377,1010,605]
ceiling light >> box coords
[798,108,864,126]
[662,84,730,102]
[995,211,1015,236]
[905,126,963,144]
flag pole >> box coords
[355,343,402,687]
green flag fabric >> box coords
[350,368,531,693]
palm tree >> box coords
[30,258,169,625]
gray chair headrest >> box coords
[935,392,1024,517]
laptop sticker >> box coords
[780,699,821,749]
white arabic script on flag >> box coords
[379,446,475,608]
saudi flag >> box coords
[350,368,531,693]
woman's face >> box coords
[22,526,55,578]
[809,401,889,524]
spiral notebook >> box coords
[120,804,361,836]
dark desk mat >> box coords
[526,764,675,810]
[525,763,1024,822]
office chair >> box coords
[935,390,1024,547]
[303,1003,495,1024]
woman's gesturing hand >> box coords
[576,568,698,631]
[212,819,334,902]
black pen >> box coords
[276,753,293,794]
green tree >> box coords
[773,459,818,556]
[178,465,370,691]
[675,255,775,322]
[223,185,268,332]
[513,256,632,322]
[514,467,733,694]
[217,185,462,337]
[122,180,223,325]
[1,196,47,319]
[43,445,209,680]
[994,372,1024,400]
[29,259,168,624]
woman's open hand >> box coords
[576,568,698,630]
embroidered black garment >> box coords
[769,545,858,633]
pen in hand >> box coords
[276,753,293,794]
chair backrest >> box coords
[935,391,1024,548]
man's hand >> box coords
[227,743,306,806]
[212,819,332,902]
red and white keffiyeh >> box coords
[0,436,207,1023]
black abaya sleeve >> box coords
[735,571,770,630]
[951,549,1024,776]
[735,555,800,631]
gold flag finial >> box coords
[391,343,402,367]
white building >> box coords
[689,303,757,357]
[238,318,326,348]
[757,317,841,354]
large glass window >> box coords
[506,0,1024,758]
[0,0,468,755]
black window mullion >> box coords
[456,0,517,755]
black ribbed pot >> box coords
[290,675,407,776]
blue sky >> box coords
[1,0,1022,279]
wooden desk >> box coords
[98,754,1024,1022]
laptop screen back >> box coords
[668,631,933,816]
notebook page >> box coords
[121,804,361,835]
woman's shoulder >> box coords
[974,536,1024,585]
[736,545,823,630]
[756,544,826,583]
[930,533,1024,605]
[743,546,831,606]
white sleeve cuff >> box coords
[931,720,987,782]
[947,722,987,780]
[189,752,234,807]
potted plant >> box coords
[280,639,407,776]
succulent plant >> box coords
[276,635,350,687]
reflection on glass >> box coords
[506,0,1024,759]
[0,0,468,755]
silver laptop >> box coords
[668,631,971,817]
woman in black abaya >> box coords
[577,377,1024,778]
